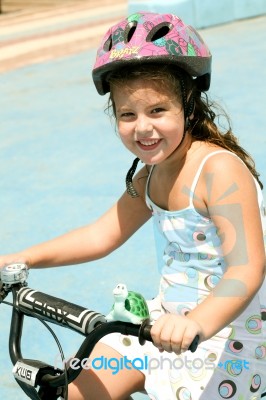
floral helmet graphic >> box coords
[92,11,212,95]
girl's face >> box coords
[112,78,185,165]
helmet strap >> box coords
[126,157,141,197]
[179,76,195,121]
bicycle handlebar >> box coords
[13,285,198,348]
[1,264,199,400]
[16,286,107,335]
[9,286,153,380]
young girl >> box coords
[1,11,265,400]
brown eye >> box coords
[151,108,164,113]
[120,112,134,118]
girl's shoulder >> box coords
[195,146,258,204]
[199,146,250,177]
[189,143,247,172]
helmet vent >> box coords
[124,21,138,43]
[147,22,173,42]
[103,34,113,52]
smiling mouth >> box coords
[137,139,161,150]
[139,139,159,146]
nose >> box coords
[135,115,153,136]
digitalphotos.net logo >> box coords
[54,354,250,375]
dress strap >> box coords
[189,150,236,207]
[145,165,155,208]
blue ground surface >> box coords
[0,15,265,399]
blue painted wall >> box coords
[128,0,266,28]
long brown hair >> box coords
[106,64,263,189]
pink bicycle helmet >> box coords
[92,11,212,95]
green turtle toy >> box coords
[106,283,150,324]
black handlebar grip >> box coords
[16,287,106,335]
[188,334,199,353]
[139,320,199,352]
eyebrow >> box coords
[117,100,169,113]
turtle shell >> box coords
[125,291,149,318]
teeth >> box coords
[139,139,159,146]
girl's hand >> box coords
[0,254,30,269]
[150,314,203,355]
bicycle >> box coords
[0,263,199,400]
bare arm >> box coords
[0,167,152,269]
[187,154,265,339]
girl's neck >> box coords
[157,133,197,174]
